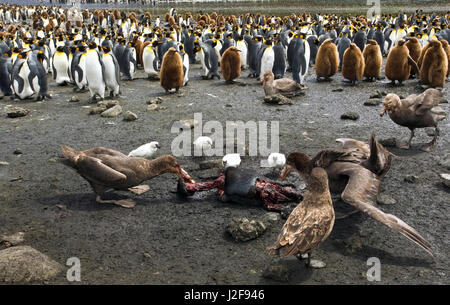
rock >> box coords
[175,119,199,130]
[377,194,397,205]
[199,159,223,170]
[340,112,360,120]
[225,104,233,108]
[147,104,159,111]
[0,232,25,247]
[7,107,29,118]
[226,218,267,242]
[439,173,450,188]
[343,235,363,253]
[263,94,294,105]
[13,148,22,155]
[260,212,280,226]
[364,98,381,106]
[379,137,397,147]
[0,161,8,166]
[97,100,119,109]
[369,90,383,98]
[68,96,80,103]
[89,106,107,115]
[404,175,419,183]
[309,259,327,269]
[123,111,138,121]
[262,263,290,282]
[147,97,163,105]
[439,153,450,170]
[332,87,343,92]
[100,105,122,118]
[0,246,63,283]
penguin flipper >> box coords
[75,66,83,83]
[14,75,25,95]
[111,54,121,85]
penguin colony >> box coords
[0,5,449,101]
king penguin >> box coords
[102,46,121,97]
[85,41,106,102]
[52,45,70,85]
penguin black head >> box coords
[88,41,97,49]
[70,45,77,54]
[56,46,65,52]
[18,51,28,59]
[36,50,46,62]
[77,45,87,53]
[103,46,111,53]
[3,50,12,58]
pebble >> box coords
[97,100,119,109]
[309,259,327,269]
[340,112,360,120]
[377,194,397,205]
[0,232,25,247]
[6,107,29,118]
[123,111,138,121]
[226,218,267,242]
[147,104,159,111]
[404,175,419,183]
[0,161,9,166]
[89,106,107,115]
[68,96,80,102]
[332,87,344,92]
[439,173,450,188]
[364,98,382,106]
[13,149,22,155]
[147,97,163,105]
[101,105,122,117]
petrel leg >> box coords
[420,127,438,152]
[128,185,150,195]
[396,129,414,149]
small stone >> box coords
[439,173,450,188]
[89,106,107,115]
[340,112,360,120]
[97,100,119,109]
[0,232,25,247]
[100,105,122,118]
[226,218,267,242]
[343,235,363,253]
[332,87,344,92]
[147,97,163,105]
[379,137,397,147]
[377,194,397,205]
[13,149,22,155]
[143,252,152,259]
[0,161,8,166]
[309,259,327,269]
[404,175,419,183]
[123,111,138,121]
[176,119,198,130]
[6,107,29,118]
[0,246,63,283]
[263,264,290,282]
[260,213,280,226]
[147,104,159,111]
[198,159,223,170]
[364,98,381,106]
[55,204,66,210]
[69,96,80,102]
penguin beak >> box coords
[178,167,195,184]
[280,165,292,180]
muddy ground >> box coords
[1,50,449,285]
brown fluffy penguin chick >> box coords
[380,89,446,151]
[220,46,241,84]
[160,47,184,93]
[419,40,448,88]
[363,39,382,81]
[440,40,450,77]
[385,39,419,85]
[405,37,422,77]
[266,167,334,267]
[342,43,365,85]
[261,71,306,97]
[417,42,432,70]
[315,38,339,81]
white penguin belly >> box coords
[183,54,189,85]
[237,41,248,68]
[143,47,158,76]
[15,62,34,99]
[260,47,274,76]
[53,53,70,84]
[85,50,105,98]
[102,54,119,95]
